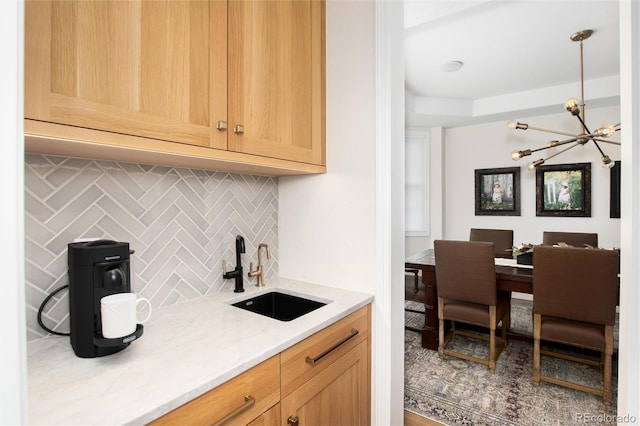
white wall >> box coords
[617,0,640,418]
[279,1,405,425]
[278,2,376,292]
[443,105,621,248]
[1,1,26,423]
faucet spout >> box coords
[257,243,271,265]
[248,243,271,287]
[236,235,246,265]
[223,235,246,293]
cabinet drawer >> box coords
[280,305,370,397]
[150,355,280,426]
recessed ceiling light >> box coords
[441,61,463,72]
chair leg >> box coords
[533,313,541,384]
[603,325,614,405]
[438,297,445,358]
[489,306,496,371]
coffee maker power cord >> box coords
[37,284,70,336]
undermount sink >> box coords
[230,291,327,321]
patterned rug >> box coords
[404,301,619,425]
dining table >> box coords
[405,248,534,350]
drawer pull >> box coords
[305,328,359,365]
[213,394,255,426]
[287,415,300,425]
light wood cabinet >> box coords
[280,306,371,426]
[149,355,280,426]
[247,403,280,426]
[25,0,227,150]
[147,305,371,426]
[228,0,325,165]
[24,0,325,176]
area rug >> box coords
[404,302,619,425]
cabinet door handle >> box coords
[212,394,255,426]
[216,121,228,131]
[305,328,359,365]
[287,415,300,425]
[233,124,245,134]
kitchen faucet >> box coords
[222,235,246,293]
[248,243,271,287]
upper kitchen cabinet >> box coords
[24,0,326,176]
[25,0,227,149]
[228,0,325,166]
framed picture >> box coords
[474,167,520,216]
[536,163,591,217]
[610,160,621,218]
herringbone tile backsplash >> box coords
[25,154,278,341]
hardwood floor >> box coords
[404,410,444,426]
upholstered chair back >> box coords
[533,245,617,328]
[434,240,497,306]
[469,228,514,259]
[542,231,598,248]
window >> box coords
[405,131,429,236]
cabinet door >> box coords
[228,0,325,165]
[248,403,280,426]
[280,340,370,426]
[25,0,227,149]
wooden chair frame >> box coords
[533,313,614,405]
[438,297,509,371]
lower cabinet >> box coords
[280,305,371,426]
[247,403,280,426]
[148,305,371,426]
[281,340,369,425]
[149,356,280,426]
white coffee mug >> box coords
[101,293,152,339]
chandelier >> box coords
[509,29,621,170]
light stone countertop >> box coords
[27,277,374,425]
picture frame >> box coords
[474,167,520,216]
[536,162,591,217]
[610,160,621,218]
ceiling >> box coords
[404,0,621,128]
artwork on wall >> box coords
[536,162,591,217]
[610,160,621,218]
[474,167,521,216]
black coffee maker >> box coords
[68,240,144,358]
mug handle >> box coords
[136,297,152,324]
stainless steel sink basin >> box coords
[230,291,327,321]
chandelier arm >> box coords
[526,137,579,155]
[591,139,607,158]
[540,142,581,162]
[524,125,584,138]
[574,114,592,135]
[591,138,621,146]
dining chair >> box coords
[469,228,514,259]
[434,240,510,371]
[533,245,618,405]
[542,231,598,248]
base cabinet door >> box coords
[280,340,369,426]
[248,403,280,426]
